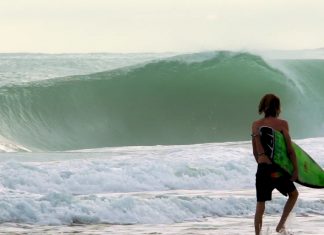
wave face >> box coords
[0,51,323,151]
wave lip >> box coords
[0,135,30,152]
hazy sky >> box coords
[1,0,324,53]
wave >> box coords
[1,139,323,194]
[0,191,323,225]
[0,51,323,151]
[0,139,323,225]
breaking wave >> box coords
[0,51,323,151]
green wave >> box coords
[0,52,322,151]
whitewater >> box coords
[0,51,324,234]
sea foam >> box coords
[0,140,323,225]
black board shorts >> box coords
[256,163,296,202]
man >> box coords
[251,94,299,235]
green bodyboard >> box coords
[273,129,324,188]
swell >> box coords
[0,51,321,151]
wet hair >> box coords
[258,94,281,117]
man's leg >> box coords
[276,189,299,232]
[255,201,265,235]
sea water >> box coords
[0,51,323,234]
[0,140,323,234]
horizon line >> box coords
[0,47,324,55]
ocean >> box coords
[0,51,323,234]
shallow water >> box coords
[1,215,323,234]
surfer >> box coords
[251,94,299,235]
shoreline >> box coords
[0,215,323,235]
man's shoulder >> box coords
[273,118,289,132]
[252,119,263,130]
[276,118,288,126]
[252,118,263,126]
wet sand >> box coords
[0,215,323,235]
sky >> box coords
[1,0,324,53]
